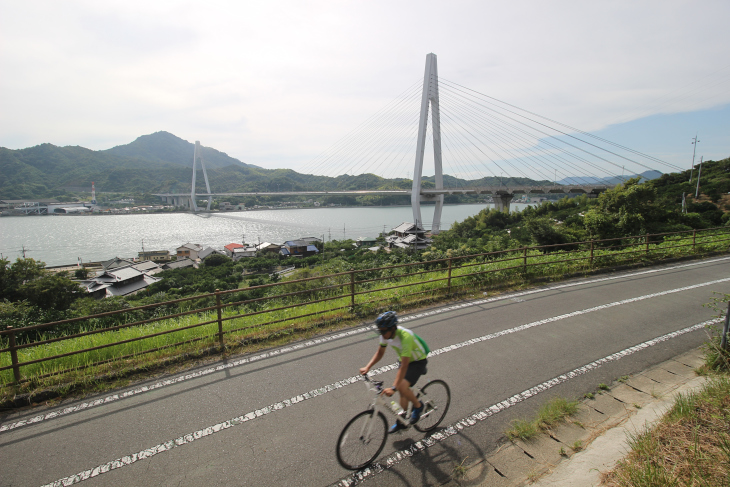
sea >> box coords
[0,203,532,267]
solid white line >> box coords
[4,255,726,433]
[332,318,723,486]
[36,277,729,487]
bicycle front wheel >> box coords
[414,380,451,433]
[336,409,388,470]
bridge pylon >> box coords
[412,53,444,234]
[191,141,212,212]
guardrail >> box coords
[2,226,729,386]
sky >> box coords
[1,0,729,179]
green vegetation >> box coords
[506,396,580,441]
[1,131,511,204]
[1,157,728,401]
[603,376,730,487]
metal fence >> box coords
[2,226,729,385]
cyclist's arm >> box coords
[360,345,386,375]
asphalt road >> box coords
[1,256,729,487]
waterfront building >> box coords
[176,243,203,260]
[138,250,172,263]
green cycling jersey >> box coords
[379,326,430,362]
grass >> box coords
[2,228,728,403]
[506,396,580,441]
[452,456,469,479]
[602,376,730,487]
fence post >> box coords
[447,258,452,296]
[692,229,697,252]
[350,270,356,311]
[721,300,730,352]
[590,240,594,266]
[523,247,528,273]
[215,290,224,350]
[7,326,21,383]
[645,234,650,255]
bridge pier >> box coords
[494,193,514,213]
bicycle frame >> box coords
[361,375,430,430]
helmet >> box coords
[375,311,398,332]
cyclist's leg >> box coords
[397,359,428,409]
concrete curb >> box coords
[443,347,709,487]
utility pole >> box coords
[21,245,27,259]
[689,135,700,183]
[141,239,145,260]
[328,228,331,241]
[695,156,703,198]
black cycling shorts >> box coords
[403,358,428,386]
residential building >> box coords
[387,222,432,250]
[138,250,172,263]
[231,247,258,260]
[79,262,162,299]
[356,236,378,247]
[224,243,244,257]
[162,258,197,270]
[198,247,226,261]
[176,243,203,260]
[280,240,319,257]
[255,242,282,254]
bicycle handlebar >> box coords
[361,374,384,392]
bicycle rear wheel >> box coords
[336,409,388,470]
[414,380,451,433]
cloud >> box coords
[1,0,728,177]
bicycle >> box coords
[336,375,451,470]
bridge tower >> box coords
[191,141,212,211]
[412,53,445,234]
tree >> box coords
[583,178,668,240]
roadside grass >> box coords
[1,230,728,404]
[506,396,580,441]
[602,375,730,487]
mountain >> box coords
[104,131,258,170]
[0,131,584,201]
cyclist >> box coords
[359,311,430,433]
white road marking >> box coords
[6,255,726,434]
[35,275,729,487]
[332,318,723,486]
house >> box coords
[387,222,432,250]
[231,246,258,260]
[198,247,226,261]
[280,240,319,257]
[138,250,172,263]
[220,202,234,211]
[224,243,244,257]
[100,257,136,271]
[131,260,163,276]
[176,243,203,260]
[298,236,322,244]
[356,236,378,247]
[392,222,427,238]
[255,242,282,254]
[162,258,197,270]
[79,262,162,299]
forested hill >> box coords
[104,131,257,170]
[0,131,550,200]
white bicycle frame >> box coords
[359,376,431,439]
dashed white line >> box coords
[35,276,729,487]
[4,256,726,433]
[332,318,723,486]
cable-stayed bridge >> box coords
[155,53,682,234]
